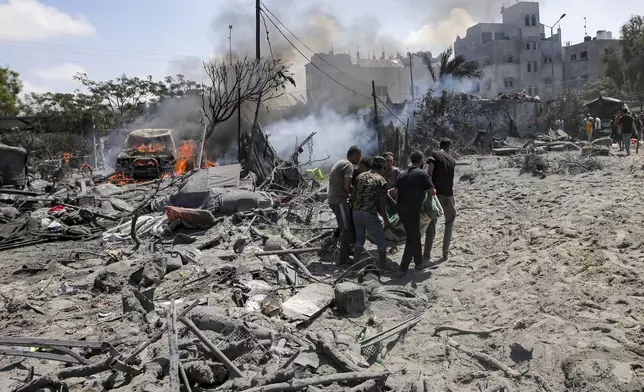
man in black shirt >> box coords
[424,138,457,262]
[395,150,435,275]
[619,109,635,156]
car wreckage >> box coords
[115,129,176,179]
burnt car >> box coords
[115,129,176,179]
[0,143,28,189]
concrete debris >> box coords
[1,127,641,392]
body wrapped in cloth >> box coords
[367,192,444,247]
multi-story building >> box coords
[453,1,564,100]
[562,30,621,90]
[305,51,434,112]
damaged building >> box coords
[305,51,436,113]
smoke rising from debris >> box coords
[265,107,377,165]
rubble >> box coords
[3,129,644,392]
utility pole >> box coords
[546,14,566,100]
[228,25,233,65]
[406,52,415,162]
[237,86,242,163]
[371,80,381,152]
[255,0,261,61]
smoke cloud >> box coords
[264,107,376,165]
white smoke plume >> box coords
[264,107,376,166]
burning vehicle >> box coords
[115,129,177,179]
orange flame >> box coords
[174,140,198,175]
[203,160,217,168]
[63,152,71,164]
[107,172,129,185]
[135,143,165,153]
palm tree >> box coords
[424,47,484,83]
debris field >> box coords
[1,147,644,392]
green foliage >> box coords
[580,77,623,101]
[603,16,644,94]
[0,67,23,116]
[411,88,485,153]
[425,47,484,84]
[546,89,585,135]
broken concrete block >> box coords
[282,283,334,320]
[334,282,366,315]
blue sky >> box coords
[0,0,637,95]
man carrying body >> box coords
[383,152,400,189]
[395,151,435,276]
[424,138,457,262]
[328,145,362,264]
[619,109,635,156]
[352,156,390,270]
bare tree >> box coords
[200,57,295,140]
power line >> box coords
[260,2,372,89]
[260,9,370,100]
[260,9,406,127]
[260,13,275,60]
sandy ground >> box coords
[1,148,644,391]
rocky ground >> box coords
[1,148,644,392]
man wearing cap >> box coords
[352,156,390,270]
[328,145,362,264]
[424,138,457,262]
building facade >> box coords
[305,51,434,112]
[454,1,564,100]
[562,31,621,90]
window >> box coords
[544,55,552,64]
[375,85,388,96]
[570,53,577,61]
[504,54,514,63]
[528,86,533,95]
[484,56,491,66]
[532,41,537,50]
[581,74,589,82]
[504,78,515,89]
[527,62,532,72]
[526,41,531,50]
[525,15,530,26]
[545,78,553,85]
[494,32,505,40]
[531,15,537,26]
[533,61,538,72]
[473,82,480,92]
[482,32,492,43]
[486,80,492,90]
[534,86,539,96]
[580,51,588,59]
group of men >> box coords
[610,109,642,156]
[327,139,456,278]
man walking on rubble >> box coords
[328,145,362,265]
[352,156,390,269]
[619,109,635,156]
[395,150,435,277]
[424,138,457,263]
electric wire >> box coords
[260,2,372,89]
[260,9,370,100]
[260,8,408,126]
